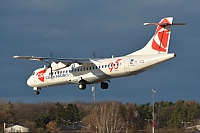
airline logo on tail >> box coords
[128,17,183,56]
[152,18,171,52]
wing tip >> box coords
[13,55,20,59]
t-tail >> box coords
[128,17,186,55]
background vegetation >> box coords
[0,98,200,133]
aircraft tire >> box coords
[78,83,86,90]
[101,82,108,89]
[35,91,40,95]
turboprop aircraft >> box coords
[13,17,186,95]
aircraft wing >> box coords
[13,55,97,66]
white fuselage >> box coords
[27,53,175,89]
[13,17,185,94]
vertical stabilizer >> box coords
[129,17,173,55]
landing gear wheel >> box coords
[78,83,86,90]
[35,91,40,95]
[101,82,108,89]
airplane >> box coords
[13,17,186,95]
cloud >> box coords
[0,0,200,103]
[45,29,70,38]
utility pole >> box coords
[92,86,95,104]
[152,89,156,133]
[3,123,6,133]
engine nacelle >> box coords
[51,62,67,71]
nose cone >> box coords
[27,76,34,87]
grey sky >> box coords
[1,0,200,103]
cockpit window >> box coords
[32,72,35,75]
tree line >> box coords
[0,98,200,133]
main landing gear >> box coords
[101,82,108,89]
[78,82,86,90]
[78,80,109,90]
[78,79,87,90]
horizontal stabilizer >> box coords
[144,22,187,26]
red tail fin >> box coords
[152,18,172,53]
[129,17,173,55]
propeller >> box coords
[48,64,53,78]
[92,52,96,58]
[48,52,54,78]
[92,51,105,59]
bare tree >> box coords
[83,101,124,133]
[0,98,9,105]
[46,121,61,133]
[121,103,140,132]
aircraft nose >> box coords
[27,76,34,87]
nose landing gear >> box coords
[35,91,40,95]
[33,87,41,95]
